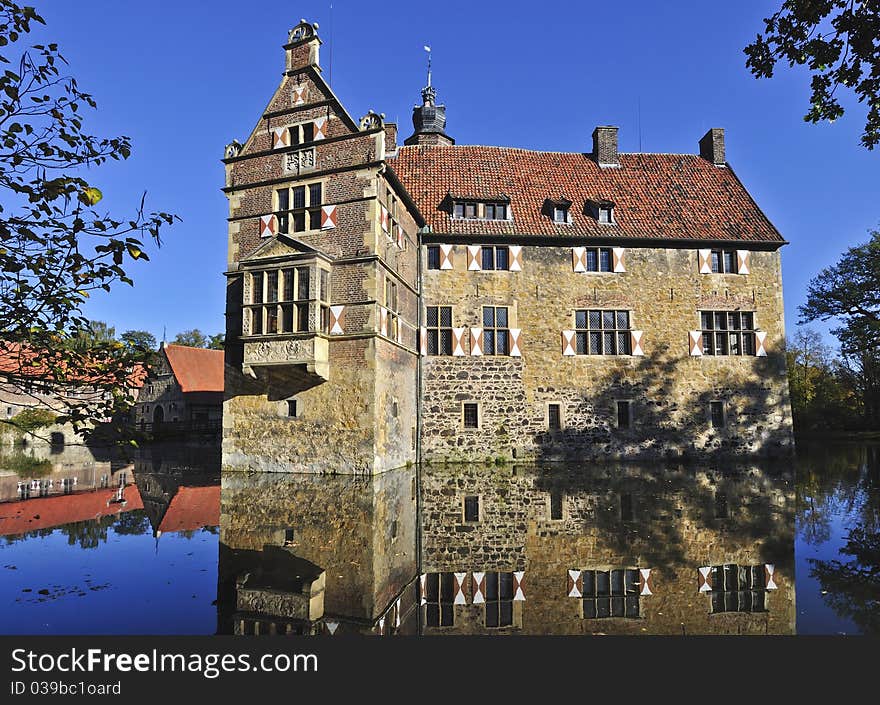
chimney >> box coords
[699,128,725,165]
[592,126,619,166]
[285,20,321,73]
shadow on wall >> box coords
[530,339,794,463]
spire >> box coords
[404,45,454,147]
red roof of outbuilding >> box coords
[157,485,220,534]
[163,345,224,393]
[389,145,784,244]
[0,486,144,537]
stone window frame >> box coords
[574,308,633,355]
[482,305,511,355]
[462,401,481,430]
[700,310,757,356]
[425,304,454,355]
[483,571,524,630]
[273,177,326,235]
[708,399,727,429]
[579,567,643,620]
[545,401,565,431]
[422,572,457,628]
[426,244,442,270]
[709,248,739,274]
[462,494,481,523]
[285,118,316,146]
[705,564,770,614]
[546,488,566,521]
[614,398,634,429]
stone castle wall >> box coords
[420,244,794,463]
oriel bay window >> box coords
[275,181,322,234]
[575,310,631,355]
[700,311,756,356]
[246,265,326,336]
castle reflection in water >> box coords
[218,461,795,636]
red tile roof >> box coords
[157,485,220,534]
[0,342,147,389]
[163,345,224,393]
[0,486,144,537]
[389,146,784,244]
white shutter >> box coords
[320,204,337,229]
[509,245,523,272]
[612,247,626,273]
[329,305,345,335]
[313,116,328,141]
[755,331,767,357]
[272,127,289,150]
[736,250,750,275]
[698,249,713,274]
[508,329,522,357]
[630,330,644,356]
[567,569,583,598]
[470,328,483,356]
[764,564,778,590]
[259,214,277,238]
[639,568,653,596]
[689,331,703,356]
[698,566,713,592]
[453,572,468,604]
[467,245,482,271]
[452,328,467,356]
[513,571,525,601]
[562,330,576,356]
[472,572,486,604]
[439,244,454,270]
[572,247,586,273]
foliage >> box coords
[7,406,56,432]
[0,2,176,441]
[172,329,207,348]
[744,1,880,149]
[0,449,51,475]
[120,329,157,353]
[786,327,861,432]
[799,229,880,429]
[173,329,224,349]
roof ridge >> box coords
[394,144,703,158]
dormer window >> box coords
[598,204,614,224]
[451,200,509,220]
[544,197,572,224]
[587,198,615,224]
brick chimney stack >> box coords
[592,126,619,166]
[285,19,321,73]
[699,128,725,165]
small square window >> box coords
[548,403,562,430]
[427,245,441,269]
[464,495,480,522]
[617,401,631,429]
[598,205,613,223]
[287,400,298,418]
[463,403,479,428]
[553,206,568,223]
[710,401,725,428]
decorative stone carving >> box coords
[244,338,312,365]
[224,140,242,159]
[359,110,385,130]
[288,20,318,44]
[284,148,316,174]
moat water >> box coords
[0,440,876,635]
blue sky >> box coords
[28,1,879,347]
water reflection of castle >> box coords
[218,462,795,635]
[0,444,220,540]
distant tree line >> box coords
[68,321,224,355]
[789,228,880,433]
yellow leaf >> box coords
[78,186,103,206]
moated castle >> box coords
[221,21,794,474]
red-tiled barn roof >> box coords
[157,485,220,534]
[389,146,784,244]
[163,345,224,393]
[0,486,144,537]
